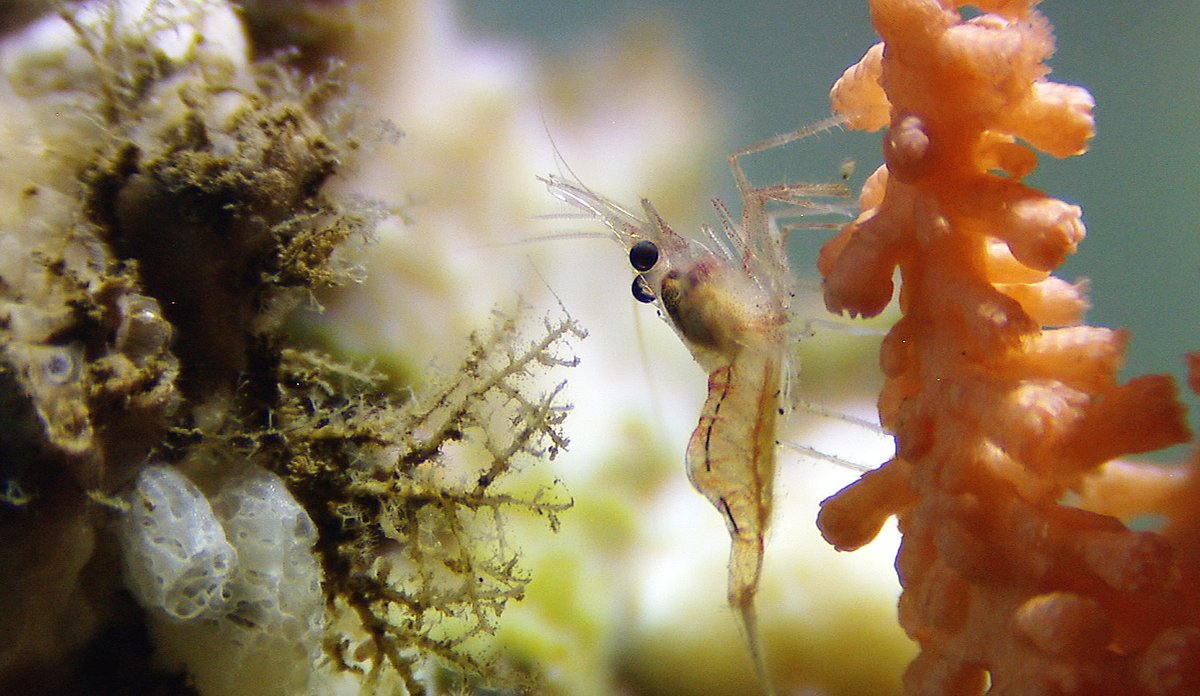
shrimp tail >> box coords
[737,590,776,696]
[686,351,779,695]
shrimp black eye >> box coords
[629,240,659,272]
[631,275,656,303]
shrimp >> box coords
[540,115,852,694]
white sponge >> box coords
[118,463,325,696]
[205,463,323,647]
[120,465,236,620]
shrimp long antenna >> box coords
[540,106,614,214]
[538,174,649,238]
[487,229,610,244]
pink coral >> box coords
[816,1,1199,694]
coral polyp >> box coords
[818,2,1199,694]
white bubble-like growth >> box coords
[118,463,325,696]
[120,465,236,620]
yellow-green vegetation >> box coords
[256,315,579,691]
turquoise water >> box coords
[464,1,1200,456]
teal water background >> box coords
[464,1,1200,457]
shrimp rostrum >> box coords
[540,116,851,694]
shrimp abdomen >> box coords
[686,348,780,691]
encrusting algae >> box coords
[818,1,1200,694]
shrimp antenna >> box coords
[538,105,649,234]
[540,104,602,203]
[471,229,613,251]
[524,254,572,316]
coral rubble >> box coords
[817,1,1199,694]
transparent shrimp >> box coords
[540,116,852,694]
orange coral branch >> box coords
[816,1,1199,693]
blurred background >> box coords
[462,1,1200,453]
[300,1,1197,693]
